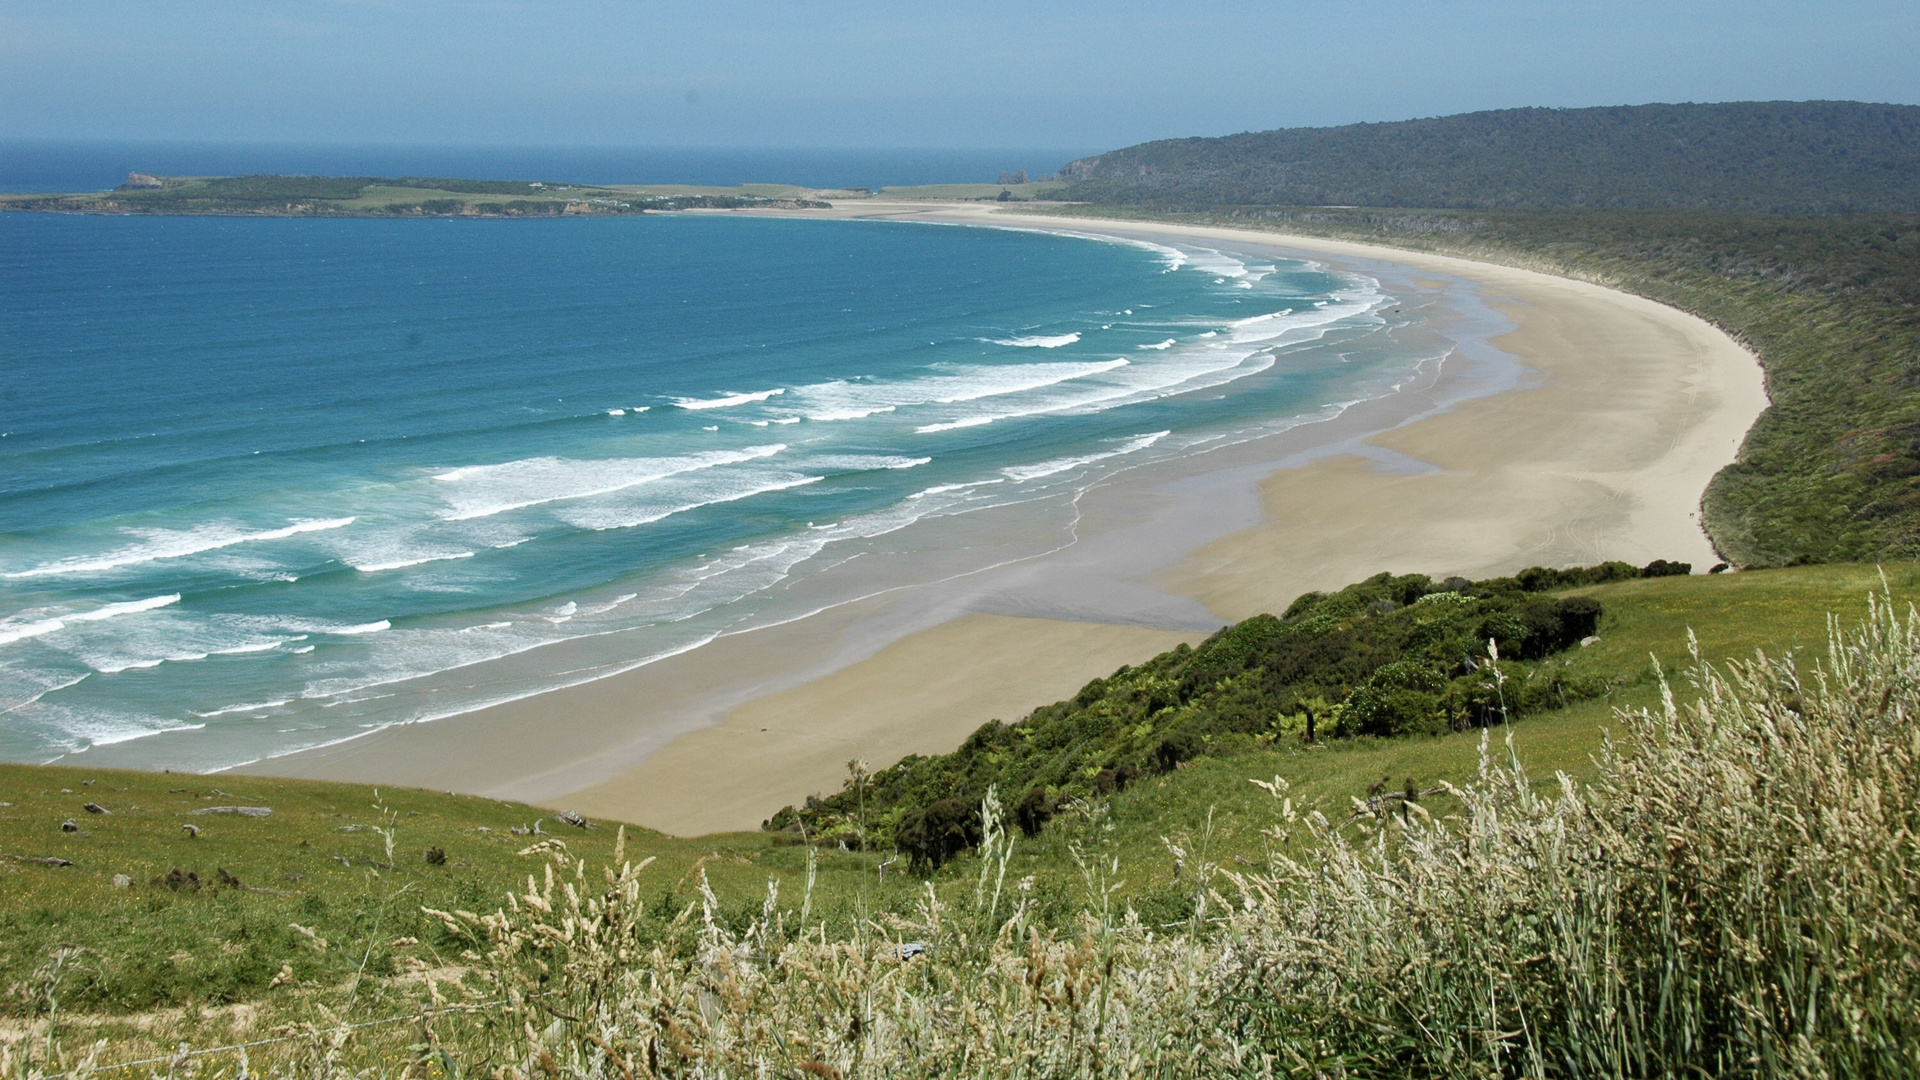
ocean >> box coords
[0,210,1430,771]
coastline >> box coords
[239,202,1767,835]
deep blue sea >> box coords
[0,211,1422,770]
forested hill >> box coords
[1058,101,1920,212]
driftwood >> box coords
[188,806,271,817]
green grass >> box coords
[4,562,1911,1041]
[1011,563,1920,910]
[0,772,925,1022]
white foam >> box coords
[0,617,70,648]
[75,717,204,748]
[561,474,825,532]
[68,594,183,621]
[95,651,207,674]
[5,518,354,579]
[194,699,291,718]
[330,621,390,636]
[928,359,1129,403]
[789,359,1127,423]
[988,332,1081,348]
[351,551,475,573]
[803,455,932,472]
[801,403,896,422]
[914,290,1383,435]
[0,594,181,647]
[673,388,784,410]
[1186,248,1249,279]
[211,640,291,656]
[1139,339,1176,350]
[0,670,95,718]
[433,445,785,521]
[606,409,625,417]
[910,479,1004,499]
[1001,431,1170,482]
[916,415,999,434]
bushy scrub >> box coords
[770,564,1644,865]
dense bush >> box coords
[1058,101,1920,212]
[767,564,1630,862]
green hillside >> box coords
[1058,101,1920,212]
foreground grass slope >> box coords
[3,563,1912,1071]
[6,562,1909,1076]
[0,770,883,1021]
[441,586,1917,1078]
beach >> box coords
[244,202,1767,834]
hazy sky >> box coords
[5,0,1917,150]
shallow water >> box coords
[0,212,1431,769]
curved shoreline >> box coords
[237,203,1767,834]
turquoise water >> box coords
[0,212,1420,769]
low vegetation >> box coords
[0,175,832,217]
[765,561,1694,869]
[1056,101,1920,213]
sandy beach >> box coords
[245,201,1767,835]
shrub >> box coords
[1153,730,1202,772]
[1012,786,1053,837]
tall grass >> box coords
[1219,594,1920,1076]
[13,593,1919,1078]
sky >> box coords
[4,0,1918,151]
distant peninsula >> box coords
[0,173,846,217]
